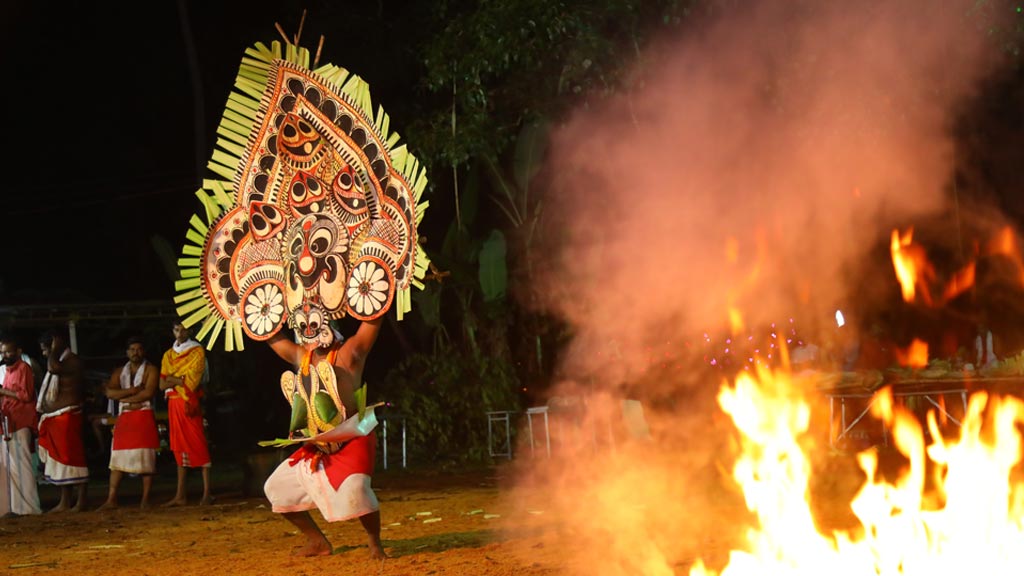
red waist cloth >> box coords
[37,409,87,467]
[167,395,210,467]
[112,409,160,451]
[289,431,376,490]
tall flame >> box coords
[691,368,1024,576]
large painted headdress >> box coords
[174,40,429,350]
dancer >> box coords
[170,34,431,558]
[263,319,384,557]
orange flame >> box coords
[941,262,976,303]
[987,226,1024,286]
[728,307,745,335]
[895,338,929,368]
[890,228,934,304]
[689,368,1024,576]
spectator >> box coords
[97,337,160,510]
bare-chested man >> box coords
[37,330,89,512]
[98,337,160,510]
[262,317,385,558]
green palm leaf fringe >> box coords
[173,41,430,351]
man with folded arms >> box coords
[98,337,160,510]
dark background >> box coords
[2,1,1022,464]
[3,0,433,304]
[2,1,438,461]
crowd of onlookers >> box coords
[1,319,212,516]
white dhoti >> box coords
[0,428,42,516]
[264,462,378,522]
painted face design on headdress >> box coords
[283,213,349,342]
[177,46,428,350]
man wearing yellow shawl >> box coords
[159,320,212,506]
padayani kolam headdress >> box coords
[174,40,430,350]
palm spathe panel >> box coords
[174,40,430,350]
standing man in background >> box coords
[37,330,89,512]
[159,320,212,506]
[98,336,160,510]
[0,336,42,516]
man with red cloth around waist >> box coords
[1,336,42,516]
[37,330,89,512]
[159,320,212,506]
[263,317,384,559]
[98,337,160,510]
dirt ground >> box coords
[0,462,595,576]
[0,453,878,576]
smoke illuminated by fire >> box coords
[513,0,1022,574]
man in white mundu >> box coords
[1,336,42,516]
[97,337,161,510]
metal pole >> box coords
[504,412,511,459]
[67,319,78,354]
[841,398,847,440]
[487,413,494,457]
[3,419,12,514]
[528,413,535,457]
[544,411,551,458]
[829,396,835,447]
[382,418,389,471]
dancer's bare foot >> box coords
[47,504,68,514]
[162,498,186,508]
[69,503,85,513]
[368,536,387,560]
[199,496,215,506]
[96,500,118,512]
[292,537,332,557]
[139,501,151,510]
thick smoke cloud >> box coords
[515,1,1008,573]
[536,0,996,385]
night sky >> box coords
[4,1,1022,320]
[4,0,426,305]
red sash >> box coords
[289,432,376,490]
[112,409,160,450]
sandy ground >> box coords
[0,463,590,576]
[0,453,878,576]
